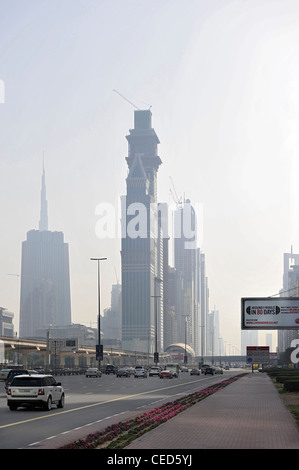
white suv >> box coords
[7,374,65,411]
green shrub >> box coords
[276,374,299,383]
[267,368,299,377]
[283,380,299,392]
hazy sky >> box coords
[1,0,299,352]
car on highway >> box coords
[148,367,160,377]
[105,364,116,375]
[165,364,179,377]
[190,368,200,376]
[125,367,135,375]
[134,366,147,378]
[204,366,215,375]
[159,370,173,379]
[200,364,210,374]
[4,369,38,391]
[85,368,102,378]
[0,369,12,381]
[7,374,65,411]
[180,367,189,372]
[214,367,223,374]
[116,368,130,377]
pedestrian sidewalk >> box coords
[126,372,299,449]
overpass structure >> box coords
[0,336,250,370]
[0,336,171,370]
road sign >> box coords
[242,297,299,329]
[246,346,270,364]
[49,338,78,352]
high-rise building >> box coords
[121,109,163,353]
[0,307,14,337]
[173,200,202,355]
[102,283,122,345]
[19,167,71,338]
[278,250,299,355]
[207,309,221,356]
[241,330,259,355]
[167,266,183,346]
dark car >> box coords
[200,364,210,374]
[5,369,37,391]
[204,366,215,375]
[190,368,200,376]
[105,365,116,375]
[116,368,130,377]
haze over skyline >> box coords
[1,0,299,352]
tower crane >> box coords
[169,176,183,208]
[113,89,152,110]
[113,89,140,110]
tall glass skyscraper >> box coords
[19,166,71,338]
[174,200,198,351]
[121,110,163,353]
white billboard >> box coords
[242,297,299,330]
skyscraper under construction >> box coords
[121,110,165,353]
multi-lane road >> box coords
[0,369,244,449]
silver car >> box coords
[85,368,102,377]
[148,367,160,377]
[134,367,147,378]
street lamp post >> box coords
[181,314,190,366]
[151,295,161,365]
[184,319,187,366]
[90,257,107,370]
[218,337,222,367]
[151,277,162,366]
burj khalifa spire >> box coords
[39,160,48,231]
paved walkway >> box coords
[126,372,299,449]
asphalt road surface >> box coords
[0,369,243,449]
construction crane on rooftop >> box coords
[113,89,140,110]
[113,89,151,110]
[169,176,183,208]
